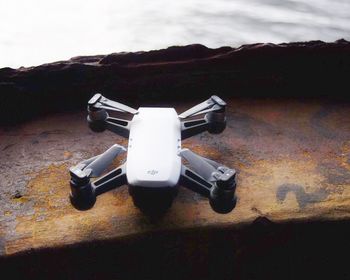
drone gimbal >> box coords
[69,94,237,214]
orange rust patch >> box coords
[9,150,347,255]
[2,98,350,256]
[8,164,137,254]
[182,140,222,159]
[7,160,255,254]
[11,196,29,204]
[63,151,72,159]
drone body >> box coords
[127,108,181,188]
[69,94,237,213]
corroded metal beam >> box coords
[0,98,349,258]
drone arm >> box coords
[179,165,212,197]
[105,117,131,138]
[88,93,138,115]
[69,144,126,210]
[179,148,237,213]
[87,93,138,138]
[92,164,127,196]
[69,144,126,178]
[179,95,227,140]
[181,118,210,140]
[178,95,226,119]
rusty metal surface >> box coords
[0,98,349,256]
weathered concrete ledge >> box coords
[1,39,350,125]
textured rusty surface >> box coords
[0,97,349,257]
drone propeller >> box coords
[178,95,226,119]
[88,93,138,115]
[82,144,126,177]
[179,148,218,181]
[70,144,126,180]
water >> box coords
[1,0,349,68]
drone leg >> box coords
[179,149,237,214]
[181,112,226,140]
[87,110,131,138]
[179,95,227,139]
[70,174,96,211]
[179,166,212,197]
[92,164,127,196]
[87,93,137,138]
[69,144,126,210]
[181,118,210,140]
[70,164,127,210]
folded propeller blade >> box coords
[89,93,138,115]
[99,97,138,115]
[178,95,226,119]
[179,148,217,181]
[85,144,126,177]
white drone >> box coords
[69,94,237,213]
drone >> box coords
[69,94,237,214]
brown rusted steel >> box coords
[0,98,349,257]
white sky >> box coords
[1,0,349,68]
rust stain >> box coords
[63,151,72,159]
[1,98,350,256]
[11,196,29,204]
[9,164,136,254]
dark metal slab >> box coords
[0,97,349,257]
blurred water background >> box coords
[1,0,349,68]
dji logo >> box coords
[147,170,158,175]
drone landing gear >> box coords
[179,149,237,214]
[69,144,127,210]
[128,186,178,214]
[209,173,237,214]
[70,176,96,210]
